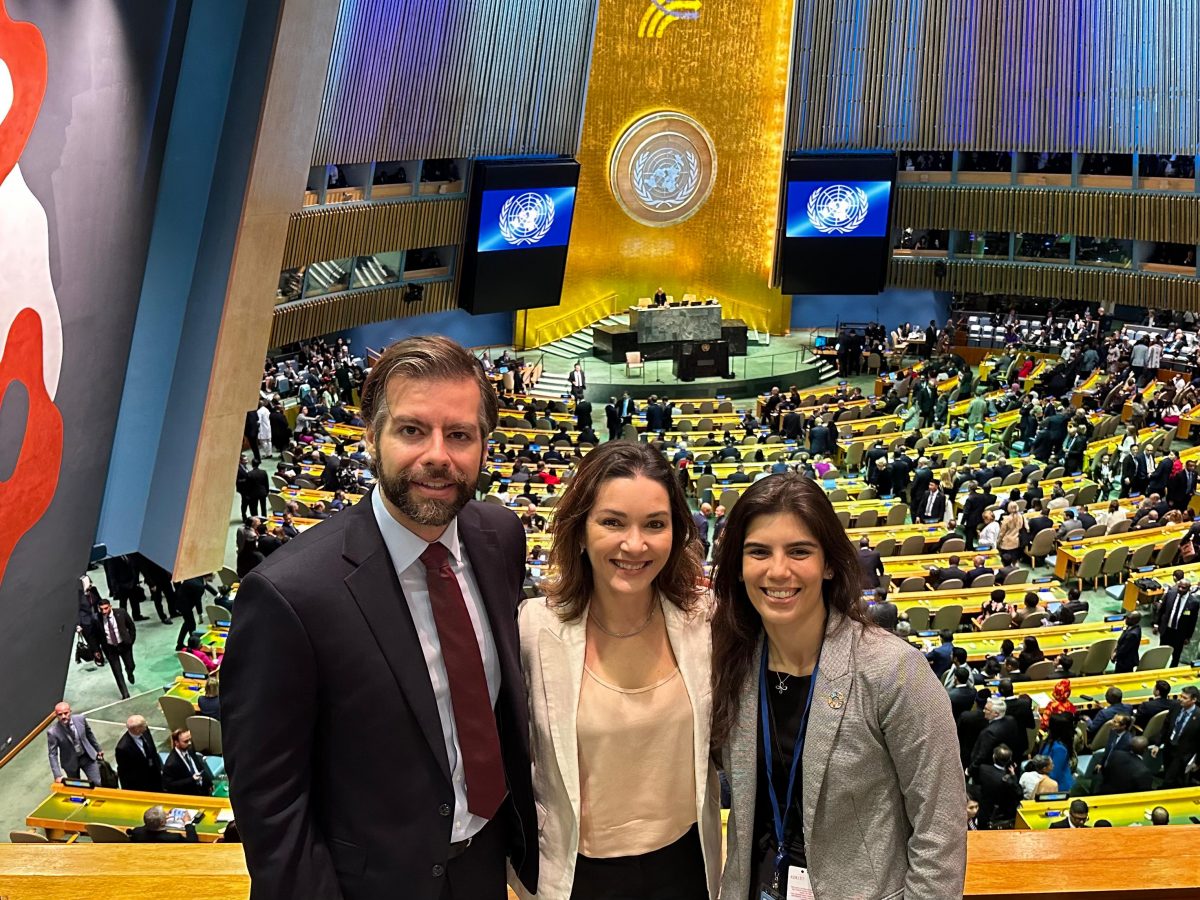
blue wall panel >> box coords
[336,309,514,353]
[790,288,950,330]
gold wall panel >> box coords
[894,185,1200,244]
[519,0,797,347]
[890,257,1200,311]
[281,197,466,269]
[789,0,1200,154]
[269,281,457,348]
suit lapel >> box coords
[539,611,587,821]
[732,640,762,873]
[341,498,451,783]
[802,611,854,839]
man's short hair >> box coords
[952,647,968,664]
[1105,687,1123,705]
[1182,685,1200,702]
[359,335,499,448]
[1154,679,1171,698]
[997,678,1014,697]
[954,666,971,685]
[1150,807,1170,825]
[939,629,954,644]
[992,744,1013,766]
[143,805,167,831]
[1069,799,1089,815]
[948,555,960,566]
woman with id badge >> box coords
[710,474,965,899]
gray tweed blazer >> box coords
[720,609,966,899]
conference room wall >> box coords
[790,288,950,331]
[335,309,514,354]
[0,0,188,742]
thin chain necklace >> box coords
[588,601,657,638]
[775,671,792,694]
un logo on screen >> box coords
[806,184,870,235]
[498,192,556,246]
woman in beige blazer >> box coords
[710,473,966,899]
[517,441,721,900]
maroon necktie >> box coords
[419,542,506,819]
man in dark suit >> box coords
[1123,448,1149,497]
[971,696,1026,776]
[653,286,667,306]
[857,536,885,590]
[574,397,592,430]
[930,555,967,588]
[1112,611,1143,673]
[963,555,993,588]
[244,458,269,518]
[1099,737,1154,794]
[976,744,1022,829]
[1154,579,1200,666]
[948,667,976,722]
[957,689,991,769]
[1049,799,1090,828]
[960,484,991,549]
[47,703,103,784]
[605,396,620,442]
[781,408,803,441]
[223,337,538,900]
[909,457,933,511]
[129,805,200,842]
[916,482,947,524]
[1134,680,1175,732]
[1085,686,1133,740]
[1024,502,1054,538]
[115,715,163,793]
[997,679,1035,734]
[162,728,214,797]
[808,418,831,455]
[1151,686,1200,788]
[925,630,957,680]
[567,362,586,400]
[94,599,137,700]
[618,391,637,426]
[644,396,665,432]
[1147,453,1174,498]
[1168,458,1198,511]
[890,451,914,502]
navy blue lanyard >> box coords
[759,636,819,878]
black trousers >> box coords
[569,823,708,900]
[102,642,136,698]
[439,815,507,900]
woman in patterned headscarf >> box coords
[1040,679,1077,729]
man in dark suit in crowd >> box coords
[925,630,957,680]
[162,728,214,797]
[1086,686,1133,740]
[1168,458,1198,511]
[129,805,200,842]
[1112,611,1144,673]
[618,391,636,426]
[890,451,914,503]
[781,407,803,441]
[1151,685,1200,788]
[223,337,538,900]
[976,744,1022,829]
[1099,737,1154,795]
[567,362,586,400]
[971,697,1026,776]
[930,555,967,588]
[997,679,1035,733]
[95,598,137,700]
[948,667,976,722]
[808,417,831,454]
[574,396,592,430]
[957,689,991,770]
[605,396,620,442]
[115,715,163,793]
[960,484,991,549]
[644,396,665,432]
[868,589,898,632]
[857,536,885,590]
[244,458,269,518]
[963,555,993,588]
[1134,680,1175,732]
[1147,453,1174,498]
[47,702,103,784]
[1049,799,1090,828]
[1154,579,1199,667]
[909,457,934,511]
[916,482,947,524]
[1123,448,1149,497]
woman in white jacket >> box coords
[517,441,720,900]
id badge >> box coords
[787,867,815,900]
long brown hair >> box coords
[543,441,701,621]
[709,473,874,746]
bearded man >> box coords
[222,336,538,900]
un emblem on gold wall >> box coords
[610,112,717,227]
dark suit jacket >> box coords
[162,747,214,796]
[957,708,987,769]
[857,549,885,589]
[1049,819,1087,829]
[1161,705,1200,772]
[971,715,1025,775]
[976,763,1022,828]
[115,731,163,793]
[96,607,136,647]
[1156,589,1200,646]
[916,491,947,522]
[1147,458,1173,496]
[1134,696,1174,732]
[130,823,199,842]
[222,495,538,900]
[964,566,992,588]
[644,403,665,431]
[1002,695,1036,732]
[1113,625,1142,671]
[949,686,975,722]
[932,565,967,587]
[1098,750,1154,794]
[961,493,989,529]
[245,467,270,500]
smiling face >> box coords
[584,476,672,607]
[366,377,486,541]
[741,512,831,631]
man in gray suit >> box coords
[47,702,103,784]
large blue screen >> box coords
[478,186,577,253]
[785,180,892,239]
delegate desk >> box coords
[883,583,1064,627]
[277,487,362,508]
[1178,410,1200,440]
[1019,667,1197,709]
[1123,379,1163,422]
[27,783,233,842]
[1071,370,1105,408]
[1017,786,1200,830]
[5,828,1200,898]
[1052,523,1188,580]
[884,550,1004,582]
[1123,560,1200,611]
[951,619,1144,664]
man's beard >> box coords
[377,465,475,527]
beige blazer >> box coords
[515,595,721,900]
[721,609,966,900]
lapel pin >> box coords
[827,690,844,710]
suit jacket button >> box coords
[432,864,445,877]
[439,804,451,816]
